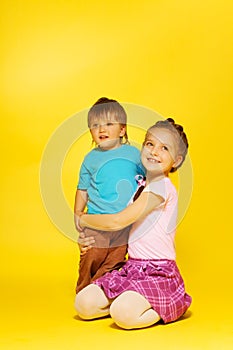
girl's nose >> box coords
[151,145,159,155]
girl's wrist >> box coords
[79,213,85,228]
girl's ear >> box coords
[119,125,126,137]
[173,155,183,169]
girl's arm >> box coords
[79,191,164,231]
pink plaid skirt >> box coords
[93,258,192,323]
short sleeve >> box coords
[77,162,90,190]
[143,179,167,201]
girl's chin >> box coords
[144,163,163,171]
[146,168,165,177]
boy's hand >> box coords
[74,212,84,232]
[78,231,95,255]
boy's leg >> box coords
[109,226,131,248]
[75,247,108,293]
[110,291,160,329]
[91,244,127,281]
[75,284,111,319]
[76,228,109,293]
[91,227,130,281]
[76,227,129,292]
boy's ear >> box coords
[120,125,126,137]
[173,155,183,169]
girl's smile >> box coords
[146,157,161,163]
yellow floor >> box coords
[1,270,232,350]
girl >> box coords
[75,118,192,329]
[74,97,144,293]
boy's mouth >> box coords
[99,135,109,140]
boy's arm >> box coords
[79,191,164,231]
[74,189,88,231]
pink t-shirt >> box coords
[128,177,178,260]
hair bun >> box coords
[166,117,175,124]
[176,124,183,132]
[167,118,183,132]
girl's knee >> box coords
[74,285,95,319]
[74,284,110,320]
[110,291,160,329]
[110,293,136,329]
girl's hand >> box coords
[78,231,95,255]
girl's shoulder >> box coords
[164,177,177,194]
[145,177,177,200]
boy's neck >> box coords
[98,142,123,151]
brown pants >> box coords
[75,226,131,293]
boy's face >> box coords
[89,117,126,150]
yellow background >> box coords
[1,0,232,349]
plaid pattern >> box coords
[94,258,192,323]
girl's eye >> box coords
[162,146,168,151]
[145,141,153,147]
[106,122,114,126]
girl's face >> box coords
[141,127,183,178]
[89,117,126,150]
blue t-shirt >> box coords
[77,144,145,214]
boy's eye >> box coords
[91,123,99,129]
[162,145,168,151]
[145,141,153,146]
[90,122,115,129]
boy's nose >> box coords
[99,124,106,131]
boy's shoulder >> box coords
[114,144,141,161]
[81,147,99,162]
[120,144,140,154]
[85,144,140,155]
[82,144,140,164]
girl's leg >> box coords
[110,291,160,329]
[74,284,111,319]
